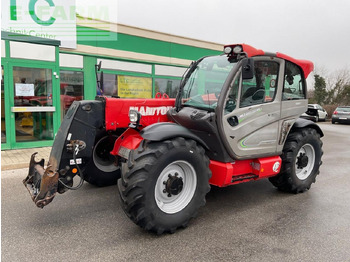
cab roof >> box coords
[224,44,314,78]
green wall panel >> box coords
[77,26,222,61]
[83,56,97,100]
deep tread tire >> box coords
[82,131,120,187]
[118,137,211,234]
[269,128,323,193]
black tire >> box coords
[82,131,120,187]
[118,137,211,234]
[269,128,323,193]
[332,120,335,124]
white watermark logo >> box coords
[1,0,118,48]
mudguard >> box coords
[292,118,324,137]
[140,122,209,149]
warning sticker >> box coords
[70,158,82,165]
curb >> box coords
[2,163,29,171]
[1,147,51,172]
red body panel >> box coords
[104,97,175,130]
[110,128,143,156]
[209,156,282,187]
[276,52,314,78]
[223,44,314,79]
[113,131,282,186]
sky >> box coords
[78,0,349,74]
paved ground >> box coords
[2,122,350,262]
[1,147,51,171]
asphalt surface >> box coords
[2,122,350,262]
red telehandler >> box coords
[24,44,323,234]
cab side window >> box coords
[240,61,279,107]
[224,74,240,115]
[283,61,305,100]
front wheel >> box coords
[269,128,323,193]
[118,137,211,234]
[82,131,120,187]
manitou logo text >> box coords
[129,106,173,116]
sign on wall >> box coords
[1,0,77,48]
[118,76,152,98]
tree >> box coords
[326,69,350,105]
[312,67,350,106]
[313,74,327,104]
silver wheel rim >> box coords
[155,160,197,214]
[295,143,315,180]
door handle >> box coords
[227,116,239,127]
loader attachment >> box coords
[22,99,105,208]
[23,153,59,208]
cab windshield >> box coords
[181,55,237,111]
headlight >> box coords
[129,109,141,123]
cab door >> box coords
[220,57,284,159]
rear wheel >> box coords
[118,137,211,234]
[82,131,120,187]
[269,128,323,193]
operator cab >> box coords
[168,44,313,162]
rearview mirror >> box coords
[242,58,254,80]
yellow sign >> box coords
[118,76,152,98]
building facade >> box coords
[1,17,223,150]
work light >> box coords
[129,109,141,123]
[233,45,243,54]
[224,46,232,54]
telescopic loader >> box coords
[24,44,323,234]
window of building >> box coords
[97,73,118,96]
[12,67,54,142]
[154,78,181,98]
[283,61,305,100]
[118,75,152,98]
[240,61,279,107]
[60,70,84,119]
[13,67,53,106]
[97,73,152,98]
